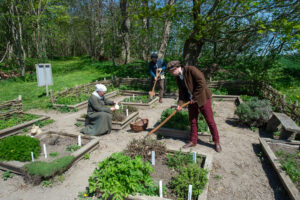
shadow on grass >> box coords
[252,143,290,200]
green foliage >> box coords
[213,174,222,180]
[0,113,40,130]
[210,87,228,95]
[66,145,81,152]
[112,105,137,121]
[275,150,300,185]
[2,170,14,181]
[75,122,82,127]
[123,95,152,103]
[160,108,208,131]
[88,152,159,199]
[0,135,41,162]
[49,152,59,158]
[273,131,281,137]
[169,164,208,200]
[42,180,53,187]
[55,94,90,105]
[24,156,74,177]
[235,97,272,127]
[167,150,202,170]
[83,153,90,160]
[35,119,55,128]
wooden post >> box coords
[18,95,22,112]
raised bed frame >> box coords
[77,111,139,130]
[127,149,213,200]
[259,138,300,200]
[120,97,158,109]
[0,95,50,139]
[0,131,99,176]
[52,90,118,110]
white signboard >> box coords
[36,64,53,96]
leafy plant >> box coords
[83,153,90,160]
[49,152,59,158]
[66,145,81,152]
[34,119,55,128]
[42,180,52,187]
[273,131,281,137]
[169,164,208,200]
[235,97,272,127]
[87,152,159,199]
[160,108,208,131]
[55,94,90,105]
[250,126,258,132]
[167,150,202,170]
[0,113,40,130]
[0,135,41,162]
[2,170,14,181]
[112,105,137,121]
[123,95,152,103]
[213,174,222,179]
[24,156,74,177]
[275,150,300,185]
[75,122,82,127]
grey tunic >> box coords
[80,94,114,136]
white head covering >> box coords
[95,84,107,92]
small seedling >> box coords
[213,174,222,179]
[273,131,280,137]
[22,128,29,133]
[42,180,52,187]
[83,153,90,160]
[56,175,65,183]
[2,170,14,181]
[66,145,81,152]
[257,151,265,161]
[250,126,258,132]
[49,152,59,158]
[75,122,82,127]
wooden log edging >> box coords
[259,138,300,200]
[120,97,159,109]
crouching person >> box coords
[81,84,116,136]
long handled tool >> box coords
[145,101,190,138]
[149,69,162,99]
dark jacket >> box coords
[87,94,114,116]
[149,59,166,78]
[176,66,212,107]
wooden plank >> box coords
[259,138,300,200]
[155,127,190,139]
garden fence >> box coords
[0,95,22,119]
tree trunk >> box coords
[141,0,149,61]
[158,0,176,59]
[120,0,130,64]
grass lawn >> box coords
[0,57,112,110]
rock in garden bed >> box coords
[79,138,212,200]
[0,131,99,185]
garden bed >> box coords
[0,131,99,184]
[77,105,139,130]
[52,90,118,111]
[120,95,158,109]
[0,113,50,139]
[259,138,300,200]
[80,138,212,200]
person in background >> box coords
[81,84,116,136]
[166,60,222,152]
[149,52,166,103]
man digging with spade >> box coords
[167,61,222,152]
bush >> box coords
[161,108,208,131]
[167,150,202,170]
[87,152,158,199]
[169,164,208,200]
[235,97,272,127]
[0,135,41,161]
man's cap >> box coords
[151,52,158,59]
[167,60,181,71]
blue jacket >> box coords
[149,59,166,78]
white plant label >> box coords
[193,152,196,163]
[151,151,155,165]
[133,94,135,100]
[31,152,34,162]
[78,135,82,146]
[159,180,163,198]
[188,185,192,200]
[43,144,47,159]
[115,104,120,110]
[126,109,128,117]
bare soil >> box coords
[0,96,289,200]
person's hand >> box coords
[190,99,196,104]
[110,107,116,112]
[157,68,162,73]
[176,105,182,112]
[154,77,158,81]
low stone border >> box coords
[120,97,158,109]
[259,138,300,200]
[0,114,50,139]
[0,131,99,176]
[77,111,139,130]
[128,149,213,200]
[53,90,118,110]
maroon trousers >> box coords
[188,98,220,144]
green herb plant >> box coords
[123,95,152,103]
[49,152,59,158]
[83,153,90,160]
[2,170,14,181]
[66,145,81,152]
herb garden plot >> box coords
[79,138,212,200]
[0,132,99,184]
[0,96,50,139]
[259,138,300,200]
[120,95,158,109]
[77,105,139,130]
